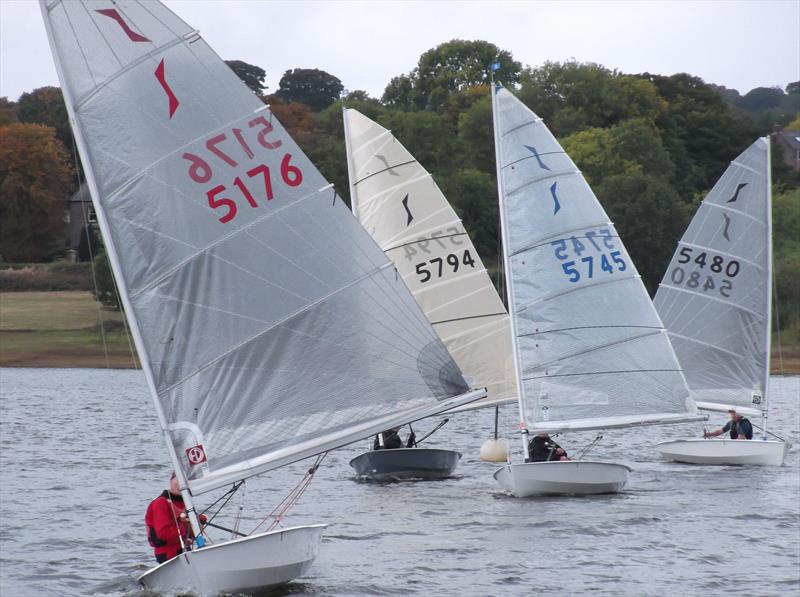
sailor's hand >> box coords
[703,432,709,438]
[179,512,188,521]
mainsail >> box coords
[654,138,771,416]
[491,84,700,433]
[343,108,516,410]
[41,0,482,496]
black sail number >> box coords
[416,250,476,283]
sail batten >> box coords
[492,84,696,431]
[344,108,516,411]
[45,0,479,491]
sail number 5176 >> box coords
[182,117,304,224]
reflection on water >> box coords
[0,369,798,596]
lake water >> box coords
[1,368,798,596]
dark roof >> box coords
[776,130,800,150]
[68,182,91,204]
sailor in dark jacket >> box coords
[704,408,754,440]
[373,426,416,450]
[527,432,569,462]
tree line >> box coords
[1,40,798,338]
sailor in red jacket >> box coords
[145,472,193,563]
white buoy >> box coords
[480,438,509,462]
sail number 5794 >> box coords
[415,250,476,283]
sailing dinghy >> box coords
[489,83,704,497]
[654,137,789,466]
[343,107,517,477]
[40,1,484,592]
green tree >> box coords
[440,168,499,266]
[457,94,494,171]
[382,74,415,109]
[383,40,520,111]
[92,250,121,309]
[596,172,690,293]
[737,86,784,112]
[773,189,800,339]
[562,119,674,187]
[640,72,760,196]
[0,123,71,262]
[277,68,343,111]
[379,110,463,175]
[225,60,267,95]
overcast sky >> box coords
[1,0,798,102]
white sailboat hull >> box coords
[493,461,631,497]
[655,438,789,466]
[138,524,326,595]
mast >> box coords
[38,0,201,537]
[490,80,529,461]
[342,107,359,218]
[762,136,773,440]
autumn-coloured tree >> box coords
[17,87,71,150]
[0,123,71,262]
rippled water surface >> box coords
[1,369,798,596]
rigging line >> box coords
[384,232,467,253]
[199,481,244,530]
[70,135,110,369]
[518,324,663,339]
[508,223,618,257]
[516,273,636,315]
[772,258,784,378]
[504,149,566,170]
[57,1,98,90]
[250,452,327,535]
[357,171,436,215]
[111,271,138,368]
[199,480,243,517]
[704,196,766,225]
[502,117,540,137]
[504,169,580,196]
[665,331,748,360]
[524,328,665,372]
[660,284,764,318]
[353,160,417,186]
[430,312,508,326]
[521,368,682,381]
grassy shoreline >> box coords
[1,291,798,373]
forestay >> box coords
[654,138,770,416]
[492,85,699,433]
[42,0,480,496]
[343,108,516,410]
